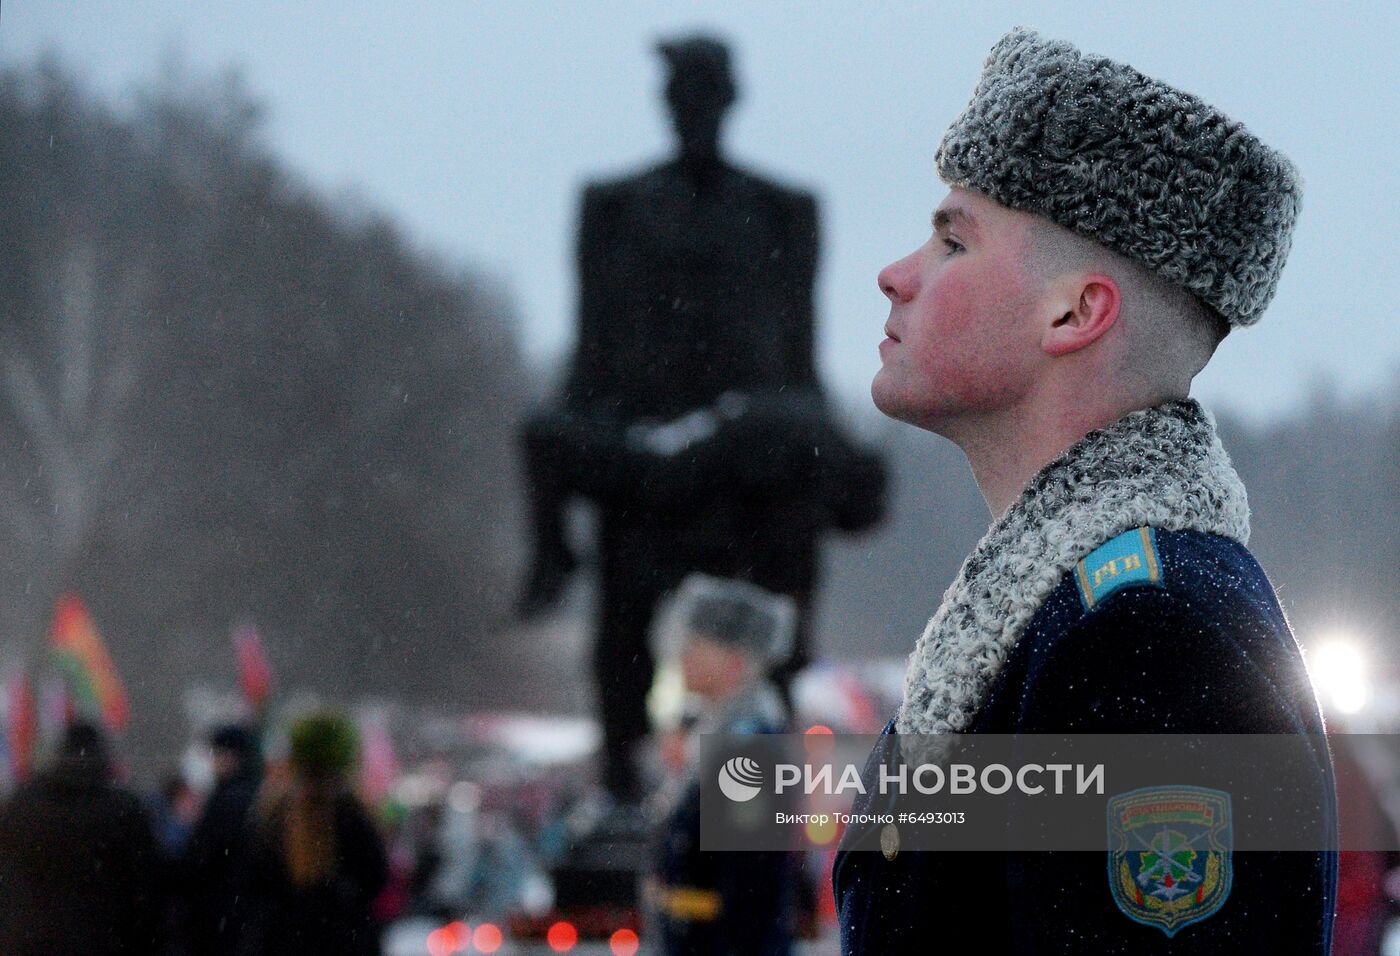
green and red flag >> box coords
[49,594,129,732]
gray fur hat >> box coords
[654,573,796,664]
[936,27,1301,328]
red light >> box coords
[427,928,452,956]
[445,921,470,951]
[546,920,578,951]
[804,723,836,759]
[474,922,503,954]
[610,928,640,956]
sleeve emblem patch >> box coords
[1107,785,1233,937]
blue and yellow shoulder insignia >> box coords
[1075,526,1163,611]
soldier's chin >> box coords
[870,374,914,424]
[872,376,958,434]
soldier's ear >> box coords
[1041,273,1120,358]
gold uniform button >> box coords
[880,823,900,861]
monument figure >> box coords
[518,34,885,804]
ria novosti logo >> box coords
[717,755,765,802]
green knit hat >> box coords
[288,710,359,777]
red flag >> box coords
[7,673,37,782]
[838,669,881,733]
[234,623,273,710]
[359,712,399,806]
[49,594,129,732]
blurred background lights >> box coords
[473,922,503,953]
[1311,637,1372,716]
[546,920,578,952]
[426,928,452,956]
[805,814,839,845]
[443,921,469,952]
[609,928,640,956]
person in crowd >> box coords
[183,724,262,956]
[150,773,201,859]
[0,721,164,955]
[649,574,799,955]
[242,711,388,956]
[147,772,201,956]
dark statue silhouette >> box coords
[518,35,885,803]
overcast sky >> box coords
[5,0,1397,423]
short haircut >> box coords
[1022,217,1229,375]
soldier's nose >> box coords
[878,254,917,305]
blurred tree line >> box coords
[819,384,1400,671]
[0,59,529,764]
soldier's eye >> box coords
[941,236,965,256]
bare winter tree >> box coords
[0,59,530,772]
[1,239,151,613]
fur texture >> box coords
[895,399,1249,736]
[936,27,1301,328]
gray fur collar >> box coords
[895,399,1250,736]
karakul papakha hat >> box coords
[936,27,1302,328]
[654,573,796,665]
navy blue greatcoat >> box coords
[833,527,1338,954]
[655,685,798,955]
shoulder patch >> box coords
[1107,785,1233,937]
[1076,526,1163,611]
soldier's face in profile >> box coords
[871,187,1048,434]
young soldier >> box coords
[834,28,1336,953]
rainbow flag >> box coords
[49,594,129,732]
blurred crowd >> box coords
[8,569,1399,956]
[0,713,391,956]
[0,573,864,956]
